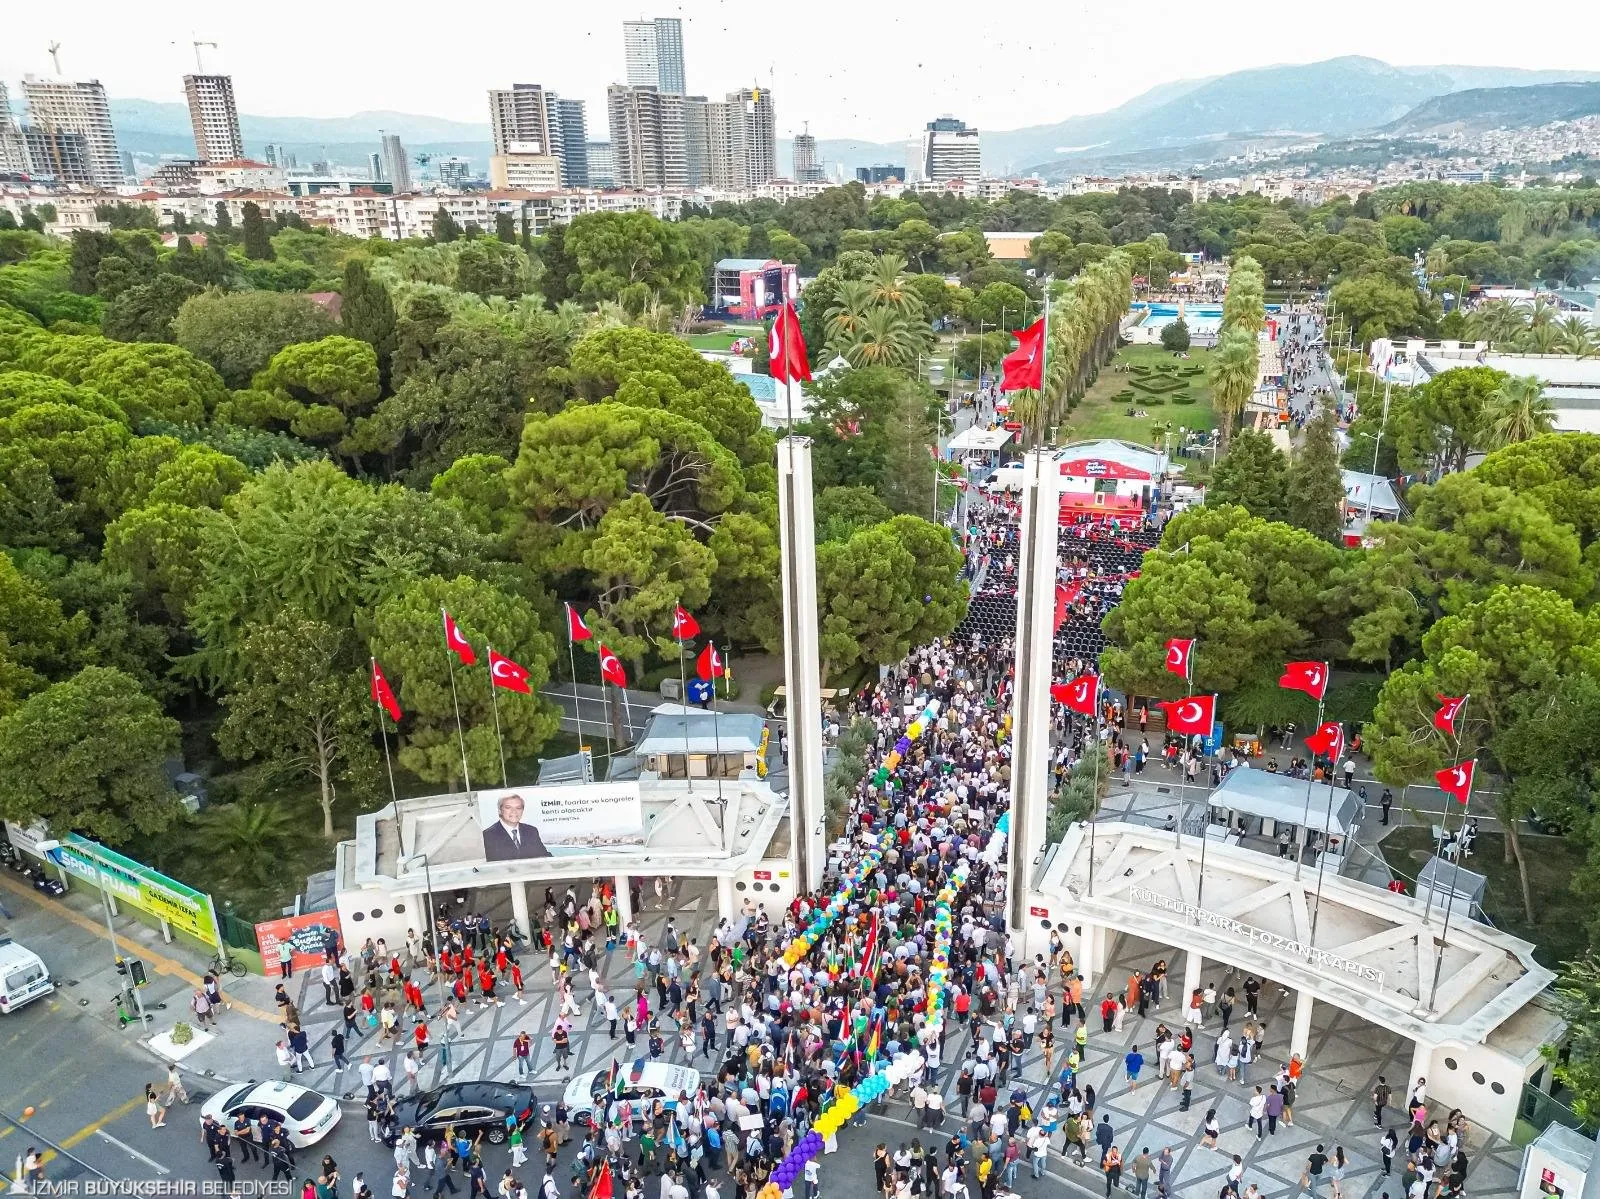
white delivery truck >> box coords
[0,938,54,1013]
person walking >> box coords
[1302,1144,1328,1197]
[1248,1088,1266,1139]
[146,1084,166,1129]
[1095,1115,1115,1166]
[1380,789,1393,826]
[1130,1149,1153,1199]
[1372,1076,1391,1126]
[1199,1109,1220,1149]
[1125,1045,1144,1089]
[1101,1146,1122,1198]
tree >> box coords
[101,275,202,344]
[801,366,939,515]
[1328,271,1426,341]
[536,223,577,307]
[1159,317,1190,352]
[432,207,461,243]
[340,259,398,388]
[1486,374,1556,448]
[173,290,338,387]
[495,212,517,244]
[232,335,381,449]
[1396,365,1502,475]
[454,239,529,300]
[214,202,233,232]
[814,485,893,543]
[240,202,275,260]
[1206,430,1288,522]
[370,576,559,790]
[953,332,1012,381]
[1287,408,1346,543]
[1205,329,1259,451]
[0,666,182,841]
[963,281,1031,332]
[1551,954,1600,1124]
[218,610,377,838]
[78,342,229,425]
[562,211,703,314]
[843,306,922,369]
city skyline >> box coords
[3,3,1596,145]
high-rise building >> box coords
[855,164,905,184]
[381,133,413,193]
[697,88,776,190]
[586,142,616,187]
[922,116,981,183]
[21,76,124,188]
[623,18,686,94]
[0,84,28,175]
[437,156,472,189]
[182,74,244,163]
[607,85,686,189]
[682,97,709,187]
[792,129,821,183]
[22,129,93,185]
[555,99,589,187]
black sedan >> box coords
[392,1082,538,1145]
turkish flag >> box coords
[589,1161,615,1199]
[1159,694,1215,735]
[441,609,476,666]
[696,642,724,682]
[370,660,402,722]
[1305,721,1344,760]
[769,301,812,385]
[999,318,1045,392]
[1050,674,1098,716]
[1435,759,1476,804]
[1279,660,1329,701]
[671,606,701,641]
[599,643,628,688]
[1164,638,1194,678]
[1433,695,1466,735]
[566,603,593,643]
[488,648,531,694]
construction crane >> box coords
[192,40,219,73]
[414,152,433,167]
[47,42,63,76]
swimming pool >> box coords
[1131,302,1223,334]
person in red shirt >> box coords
[509,961,525,1005]
[413,1016,429,1051]
[478,963,500,1007]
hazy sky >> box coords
[3,0,1598,143]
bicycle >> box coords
[209,949,247,979]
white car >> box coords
[201,1081,341,1148]
[984,463,1025,494]
[564,1061,700,1126]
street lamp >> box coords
[36,839,149,1028]
[404,852,451,1067]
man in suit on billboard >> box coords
[481,793,552,861]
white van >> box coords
[0,938,54,1013]
[984,462,1025,494]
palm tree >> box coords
[199,799,303,889]
[1468,299,1528,348]
[1487,374,1557,447]
[1529,296,1561,329]
[1206,329,1260,451]
[1522,322,1563,355]
[1560,316,1597,359]
[845,306,920,369]
[825,280,875,349]
[867,254,913,313]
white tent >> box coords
[948,426,1015,454]
[1209,767,1362,838]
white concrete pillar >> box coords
[1409,1040,1433,1095]
[1008,447,1059,934]
[717,875,736,919]
[1075,921,1098,993]
[1290,988,1315,1061]
[1182,950,1203,1010]
[777,435,826,892]
[613,873,633,931]
[508,880,530,940]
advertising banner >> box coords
[475,782,644,862]
[4,821,219,947]
[255,910,342,972]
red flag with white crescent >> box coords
[671,606,701,641]
[370,659,402,722]
[488,648,531,694]
[1050,674,1098,717]
[769,301,812,384]
[566,603,594,643]
[1159,694,1214,735]
[598,643,628,688]
[1305,721,1344,760]
[1164,638,1194,678]
[696,642,724,682]
[1278,660,1329,701]
[1435,759,1475,804]
[1433,695,1466,734]
[441,609,477,666]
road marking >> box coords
[60,1094,146,1152]
[95,1129,169,1174]
[0,873,276,1023]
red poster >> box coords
[256,910,343,971]
[1029,906,1049,918]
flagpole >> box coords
[441,610,474,797]
[1196,693,1218,910]
[710,643,724,807]
[1308,739,1343,946]
[1294,696,1325,883]
[600,673,613,779]
[371,657,404,858]
[678,635,693,791]
[566,605,589,783]
[1087,692,1100,898]
[1423,694,1470,925]
[486,643,510,788]
[1426,761,1477,1013]
[1174,638,1196,855]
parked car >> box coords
[393,1082,538,1145]
[564,1062,701,1127]
[201,1081,340,1148]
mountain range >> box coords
[23,56,1597,181]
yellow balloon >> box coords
[908,721,922,738]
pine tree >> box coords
[432,207,460,243]
[538,222,574,306]
[519,212,532,252]
[240,202,275,260]
[1287,408,1346,543]
[214,201,233,232]
[1207,429,1289,523]
[340,259,398,391]
[495,212,516,244]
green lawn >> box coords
[684,325,763,351]
[1381,825,1588,970]
[1066,343,1216,446]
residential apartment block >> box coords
[183,74,244,163]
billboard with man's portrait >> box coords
[476,782,645,861]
